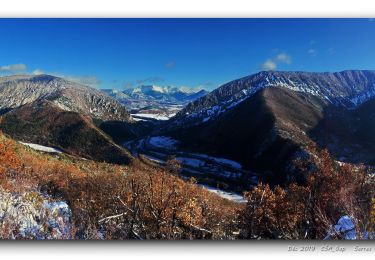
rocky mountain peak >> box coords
[171,70,375,128]
[0,74,132,122]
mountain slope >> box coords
[309,97,375,165]
[0,132,240,240]
[166,70,375,130]
[156,70,375,184]
[0,100,133,164]
[0,74,132,122]
[161,87,327,184]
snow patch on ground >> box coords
[199,184,246,203]
[335,215,356,240]
[0,189,72,239]
[132,117,148,122]
[324,215,357,240]
[192,153,242,169]
[131,113,170,120]
[19,142,63,153]
[143,154,165,164]
[149,136,179,149]
[176,157,205,168]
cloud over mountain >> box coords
[261,52,292,71]
[0,63,27,73]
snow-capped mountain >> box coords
[0,74,132,122]
[156,70,375,184]
[122,85,209,104]
[169,70,375,127]
[0,74,135,164]
[102,85,209,121]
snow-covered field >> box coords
[132,117,148,122]
[176,157,205,168]
[149,136,179,149]
[126,135,251,203]
[19,142,63,153]
[192,153,242,169]
[147,136,243,171]
[138,136,245,180]
[199,184,246,203]
[131,113,170,121]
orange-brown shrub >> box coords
[240,147,375,239]
[0,133,240,239]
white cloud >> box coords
[0,64,101,89]
[261,59,277,71]
[36,70,101,89]
[179,85,206,93]
[276,53,292,64]
[260,52,292,71]
[0,63,27,73]
[165,61,176,69]
[62,75,101,89]
[308,48,316,56]
[32,69,45,75]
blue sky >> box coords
[0,18,374,90]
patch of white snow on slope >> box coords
[143,154,165,164]
[0,189,72,239]
[199,184,246,203]
[19,142,63,153]
[131,113,169,120]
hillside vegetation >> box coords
[1,131,375,239]
[0,100,133,165]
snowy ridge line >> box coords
[172,71,375,127]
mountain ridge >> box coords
[102,85,209,109]
[0,74,132,122]
[152,70,375,184]
[166,70,375,130]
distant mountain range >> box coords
[101,85,209,121]
[101,85,209,109]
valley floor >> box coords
[124,135,258,200]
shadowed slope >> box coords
[0,100,133,164]
[162,87,328,184]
